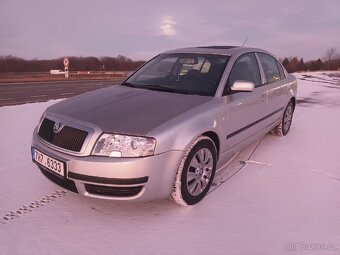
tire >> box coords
[171,136,217,206]
[271,101,294,136]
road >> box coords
[0,80,121,107]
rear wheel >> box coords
[171,136,217,206]
[271,101,294,136]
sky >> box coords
[0,0,339,61]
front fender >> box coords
[148,98,224,155]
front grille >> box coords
[84,184,144,197]
[39,166,78,193]
[38,118,88,152]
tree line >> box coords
[0,55,145,73]
[0,48,339,73]
[281,47,340,73]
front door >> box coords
[221,53,267,156]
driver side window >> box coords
[224,53,261,95]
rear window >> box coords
[277,61,286,79]
[257,53,281,84]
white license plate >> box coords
[33,149,65,177]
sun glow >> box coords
[161,17,176,36]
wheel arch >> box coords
[202,131,220,160]
[290,96,296,111]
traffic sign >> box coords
[63,57,69,67]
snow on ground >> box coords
[1,72,340,255]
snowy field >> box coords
[1,72,340,255]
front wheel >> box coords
[271,101,294,136]
[171,136,217,206]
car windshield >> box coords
[123,53,229,96]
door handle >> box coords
[260,94,266,102]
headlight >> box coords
[92,133,156,158]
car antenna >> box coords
[241,36,248,47]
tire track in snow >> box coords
[311,170,340,184]
[0,190,67,224]
[208,137,264,195]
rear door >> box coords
[256,53,286,125]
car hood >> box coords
[47,85,212,136]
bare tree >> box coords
[323,47,337,70]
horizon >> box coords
[0,50,334,63]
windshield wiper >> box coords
[122,83,193,94]
[122,82,139,88]
[138,85,192,94]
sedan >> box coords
[31,46,297,206]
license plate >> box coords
[32,148,65,177]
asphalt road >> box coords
[0,80,121,107]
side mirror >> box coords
[230,80,255,92]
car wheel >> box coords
[171,136,217,206]
[271,101,294,136]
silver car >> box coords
[31,46,297,206]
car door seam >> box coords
[226,107,284,139]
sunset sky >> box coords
[1,0,339,61]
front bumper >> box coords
[32,134,183,202]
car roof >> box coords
[162,46,271,56]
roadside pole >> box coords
[63,57,69,78]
